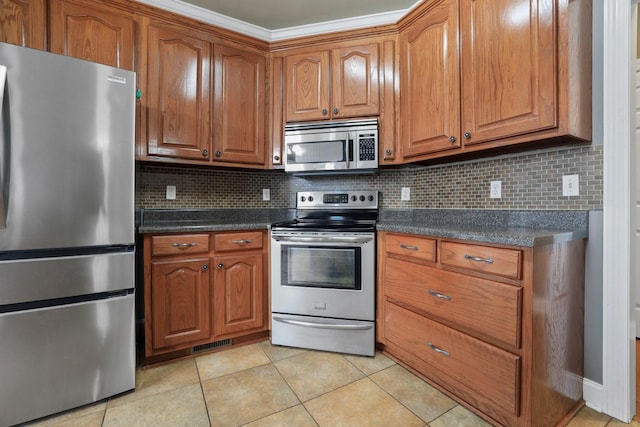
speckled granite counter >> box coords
[137,208,294,233]
[138,208,588,247]
[377,209,589,247]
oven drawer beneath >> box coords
[271,314,375,357]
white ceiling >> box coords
[139,0,420,41]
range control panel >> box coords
[296,190,378,209]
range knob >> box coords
[308,196,314,202]
[368,195,374,202]
[359,195,365,202]
[351,195,357,201]
[300,196,306,202]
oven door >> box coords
[270,232,375,321]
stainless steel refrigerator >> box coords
[0,42,135,426]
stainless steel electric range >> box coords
[270,190,378,356]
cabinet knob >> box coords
[385,149,392,155]
[274,155,280,161]
[464,132,471,139]
[322,109,328,116]
[202,149,208,156]
[217,263,224,270]
[449,136,456,143]
[215,150,221,157]
[202,264,209,270]
[333,107,339,115]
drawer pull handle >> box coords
[428,290,451,301]
[232,239,253,244]
[172,243,197,248]
[427,342,450,357]
[400,244,419,251]
[464,254,494,264]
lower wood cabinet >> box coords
[143,230,268,361]
[377,231,586,427]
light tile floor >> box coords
[22,341,640,427]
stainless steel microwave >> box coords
[284,119,378,174]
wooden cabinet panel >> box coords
[151,258,211,350]
[385,257,521,348]
[214,231,263,252]
[460,0,556,145]
[385,302,521,419]
[213,253,264,337]
[399,0,460,158]
[213,45,265,165]
[49,0,135,70]
[440,241,522,279]
[146,24,211,161]
[331,43,379,119]
[384,233,436,263]
[151,234,210,256]
[0,0,45,49]
[285,50,330,122]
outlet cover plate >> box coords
[401,187,410,201]
[490,181,502,199]
[562,175,579,196]
[166,185,176,200]
[262,188,270,201]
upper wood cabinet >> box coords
[284,43,379,122]
[212,45,266,165]
[399,0,460,159]
[146,23,212,161]
[459,0,556,145]
[398,0,591,163]
[0,0,45,49]
[49,0,135,70]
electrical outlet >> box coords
[401,187,410,201]
[562,174,579,196]
[490,181,502,199]
[262,188,270,201]
[166,185,176,200]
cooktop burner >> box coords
[272,190,379,233]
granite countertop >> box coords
[137,208,589,247]
[377,209,589,247]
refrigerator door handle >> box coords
[0,64,8,228]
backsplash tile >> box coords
[136,144,602,210]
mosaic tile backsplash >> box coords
[136,144,602,211]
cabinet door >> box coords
[331,43,379,119]
[151,258,211,350]
[460,0,556,145]
[0,0,45,49]
[399,0,460,159]
[147,24,211,160]
[285,50,330,122]
[213,253,264,337]
[212,45,265,165]
[49,0,134,70]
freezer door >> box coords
[0,251,134,305]
[0,294,135,426]
[0,42,135,251]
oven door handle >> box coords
[273,317,373,331]
[271,236,373,244]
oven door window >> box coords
[281,245,361,290]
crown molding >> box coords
[137,0,422,42]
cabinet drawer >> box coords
[385,233,436,262]
[214,231,263,252]
[440,241,522,279]
[385,302,521,417]
[151,234,210,256]
[384,258,521,348]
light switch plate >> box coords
[166,185,176,200]
[263,188,270,201]
[562,175,579,196]
[401,187,410,201]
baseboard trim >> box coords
[583,378,604,412]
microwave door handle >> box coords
[346,137,353,167]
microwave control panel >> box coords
[358,134,377,161]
